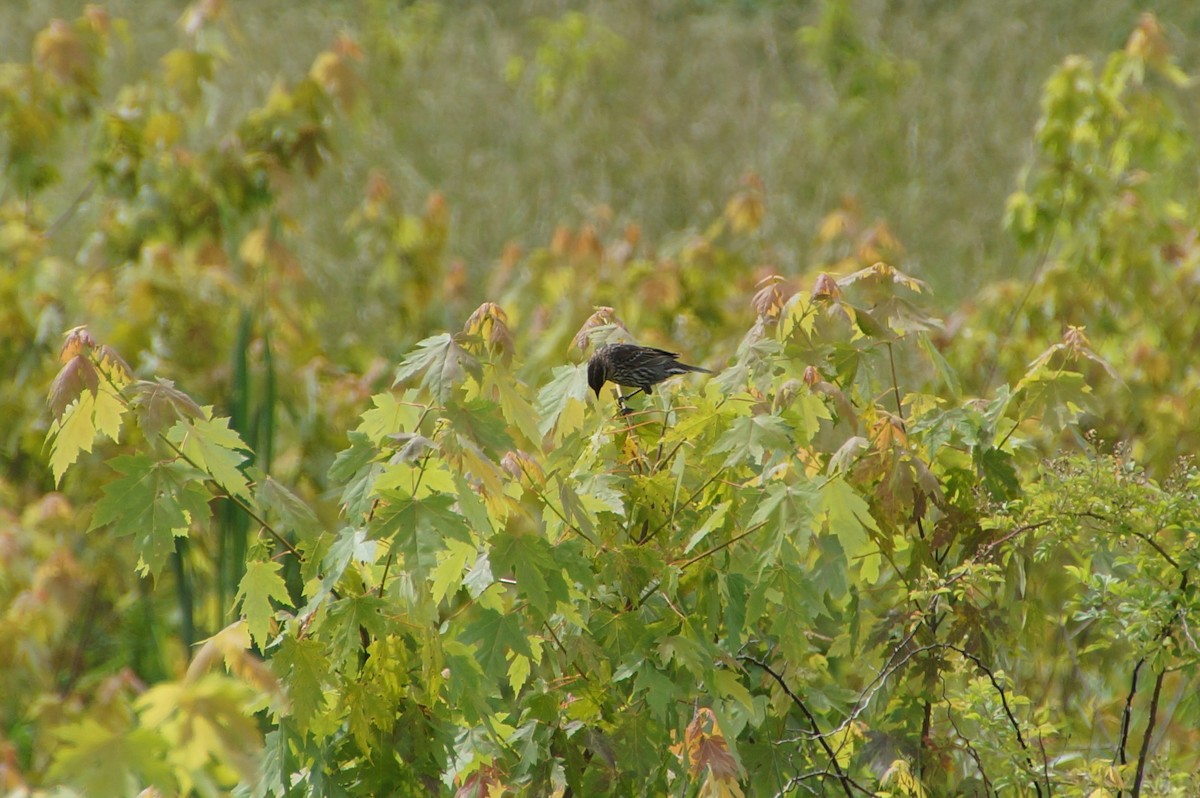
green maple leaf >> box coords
[371,494,472,581]
[329,431,381,518]
[442,397,515,453]
[460,608,532,680]
[748,481,817,573]
[976,446,1020,500]
[430,539,478,605]
[393,333,481,402]
[1014,369,1092,432]
[236,560,292,647]
[489,531,569,618]
[325,594,392,671]
[90,455,211,578]
[710,413,793,467]
[274,637,328,729]
[357,391,423,445]
[486,367,543,446]
[535,363,589,438]
[256,476,322,540]
[167,412,252,499]
[635,664,682,722]
[816,476,881,583]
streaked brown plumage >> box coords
[587,343,711,402]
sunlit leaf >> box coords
[236,560,292,648]
[166,412,252,500]
[535,362,589,438]
[47,382,126,484]
[47,719,173,797]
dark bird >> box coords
[588,343,712,406]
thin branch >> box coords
[739,655,865,798]
[517,464,597,547]
[642,467,725,545]
[44,178,97,239]
[158,433,303,561]
[542,619,591,688]
[1128,529,1180,571]
[1115,658,1145,771]
[941,678,996,797]
[675,522,766,570]
[943,643,1044,798]
[1131,667,1165,798]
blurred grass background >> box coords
[5,0,1199,343]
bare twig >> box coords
[1115,658,1145,771]
[739,655,869,798]
[942,643,1043,798]
[1131,667,1165,798]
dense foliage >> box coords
[4,4,1200,797]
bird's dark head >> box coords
[587,355,607,397]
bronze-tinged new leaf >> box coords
[34,20,89,86]
[463,301,514,363]
[96,345,134,387]
[696,736,740,782]
[48,355,99,420]
[751,275,786,321]
[571,306,629,351]
[59,325,96,363]
[127,379,204,435]
[836,261,927,294]
[812,272,842,301]
[387,432,437,465]
[309,48,361,111]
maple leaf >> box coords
[48,354,98,420]
[710,413,794,467]
[256,476,322,540]
[235,560,292,647]
[488,531,569,618]
[126,378,204,435]
[274,637,329,728]
[460,608,532,680]
[89,455,211,578]
[393,333,481,402]
[47,382,126,484]
[47,718,173,797]
[817,476,881,583]
[166,412,252,500]
[535,362,589,438]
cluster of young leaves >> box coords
[952,14,1200,472]
[42,228,1200,796]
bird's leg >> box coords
[614,388,631,416]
